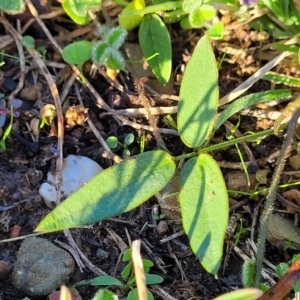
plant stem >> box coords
[174,129,275,161]
[120,1,183,17]
[200,129,274,154]
[254,107,300,287]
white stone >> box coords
[39,155,103,208]
[39,182,57,209]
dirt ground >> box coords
[1,1,300,300]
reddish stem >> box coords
[257,259,300,300]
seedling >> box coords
[62,26,127,71]
[106,133,134,158]
[0,106,14,151]
[152,213,165,221]
[233,220,251,247]
[0,98,22,150]
[39,104,56,128]
[73,248,163,300]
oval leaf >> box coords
[145,274,164,285]
[178,35,218,148]
[127,288,154,300]
[36,150,175,232]
[90,276,124,287]
[139,14,172,85]
[0,0,25,14]
[62,40,92,65]
[119,0,145,30]
[179,154,228,275]
[62,0,90,25]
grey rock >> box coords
[12,237,75,296]
[96,248,108,261]
[267,213,300,250]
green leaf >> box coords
[62,0,101,24]
[122,249,132,261]
[188,5,215,28]
[21,36,35,48]
[122,148,131,158]
[107,28,127,49]
[92,42,111,65]
[179,154,228,275]
[62,0,90,25]
[107,50,126,70]
[139,14,172,85]
[127,289,154,300]
[242,260,255,287]
[92,289,119,300]
[178,35,218,148]
[36,150,176,232]
[263,72,300,88]
[75,276,124,287]
[276,262,289,277]
[292,254,300,264]
[294,279,300,292]
[62,40,92,65]
[182,0,198,12]
[121,262,132,279]
[207,21,224,40]
[213,288,263,300]
[142,259,154,268]
[259,283,270,293]
[145,273,164,285]
[124,133,135,146]
[106,136,118,149]
[90,276,124,287]
[0,0,25,14]
[214,89,291,132]
[119,0,145,30]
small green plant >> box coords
[73,248,163,300]
[106,133,135,158]
[233,220,251,246]
[0,98,22,150]
[62,26,127,70]
[36,34,294,280]
[152,213,165,221]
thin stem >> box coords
[254,107,300,287]
[200,129,274,154]
[174,129,275,161]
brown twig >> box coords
[0,19,25,101]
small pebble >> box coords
[157,221,169,236]
[10,224,21,238]
[0,260,12,280]
[12,191,22,201]
[96,248,109,261]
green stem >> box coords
[0,50,32,65]
[120,1,183,17]
[174,129,275,161]
[254,108,300,287]
[200,129,274,154]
